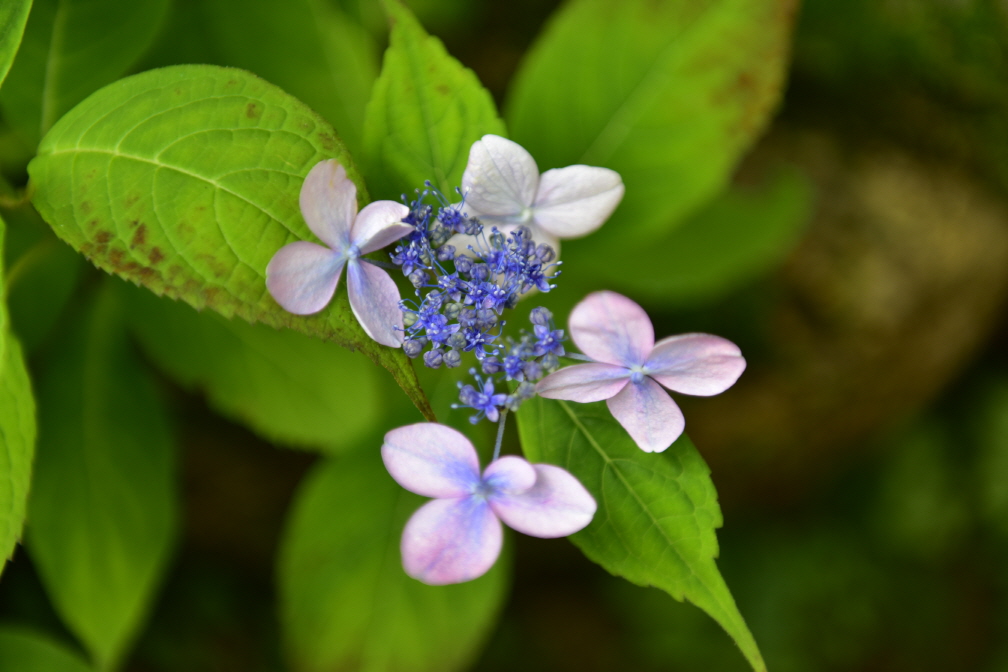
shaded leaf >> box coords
[27,64,432,419]
[28,281,177,670]
[0,212,35,577]
[0,0,169,146]
[278,448,508,672]
[0,626,92,672]
[507,0,798,242]
[516,397,765,672]
[122,283,382,454]
[199,0,379,157]
[0,0,31,90]
[363,0,505,197]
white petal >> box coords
[461,135,539,220]
[265,241,345,315]
[645,333,746,396]
[351,200,413,254]
[299,160,356,250]
[606,377,685,453]
[568,291,655,367]
[347,260,404,347]
[532,165,624,239]
[382,423,481,498]
[490,464,596,538]
[401,497,502,585]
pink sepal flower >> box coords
[536,291,746,453]
[382,423,596,585]
[266,160,412,347]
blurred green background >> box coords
[6,0,1008,670]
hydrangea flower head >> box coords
[382,423,597,585]
[266,160,412,346]
[461,135,625,250]
[536,291,746,453]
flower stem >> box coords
[493,409,508,462]
[562,352,593,362]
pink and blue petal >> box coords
[298,160,357,250]
[265,241,345,315]
[568,291,655,367]
[482,455,536,495]
[382,424,481,498]
[489,464,596,538]
[535,362,631,402]
[401,497,503,585]
[606,376,685,453]
[352,200,413,254]
[347,259,404,347]
[645,333,746,396]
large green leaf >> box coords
[27,64,433,420]
[506,0,798,243]
[0,0,169,147]
[0,0,31,91]
[122,283,382,454]
[517,397,765,672]
[362,0,505,198]
[28,282,177,671]
[0,626,92,672]
[566,168,812,304]
[278,448,508,672]
[199,0,379,158]
[0,212,35,577]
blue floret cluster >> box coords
[391,185,566,423]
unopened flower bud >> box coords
[455,255,473,274]
[529,307,552,326]
[444,349,462,368]
[408,270,426,287]
[403,339,423,358]
[536,244,556,262]
[423,350,443,368]
[436,245,456,262]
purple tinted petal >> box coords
[299,160,356,250]
[351,200,413,254]
[462,135,538,219]
[347,259,403,347]
[401,497,502,585]
[645,333,746,396]
[606,377,685,453]
[265,241,345,315]
[482,456,536,495]
[535,363,630,402]
[490,464,596,538]
[382,423,481,498]
[568,291,655,367]
[532,165,624,239]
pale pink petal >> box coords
[532,165,624,239]
[401,497,502,585]
[606,377,685,453]
[265,241,345,315]
[482,455,536,494]
[645,333,746,396]
[462,135,539,219]
[346,259,403,347]
[535,363,630,402]
[490,464,596,538]
[382,423,481,498]
[569,291,655,367]
[299,160,356,250]
[351,200,413,254]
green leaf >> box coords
[0,0,169,146]
[278,448,508,672]
[0,626,92,672]
[0,0,31,91]
[566,168,812,304]
[28,281,177,671]
[362,0,505,198]
[516,397,765,672]
[199,0,379,158]
[0,211,36,578]
[122,282,382,454]
[27,64,433,420]
[506,0,798,242]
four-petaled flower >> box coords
[382,423,597,585]
[266,160,412,347]
[459,135,625,252]
[536,291,746,453]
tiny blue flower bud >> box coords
[403,311,418,328]
[541,353,559,372]
[403,339,424,358]
[444,302,462,320]
[447,332,467,350]
[523,361,543,381]
[536,243,556,262]
[529,307,553,326]
[470,264,490,282]
[444,349,462,368]
[408,270,427,287]
[423,349,444,368]
[455,255,473,274]
[481,357,502,374]
[437,245,456,262]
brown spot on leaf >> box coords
[124,194,139,208]
[202,286,221,304]
[317,133,336,151]
[80,201,92,214]
[131,224,147,248]
[95,231,113,244]
[87,219,98,230]
[436,84,450,96]
[149,247,165,265]
[109,248,125,267]
[246,102,261,119]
